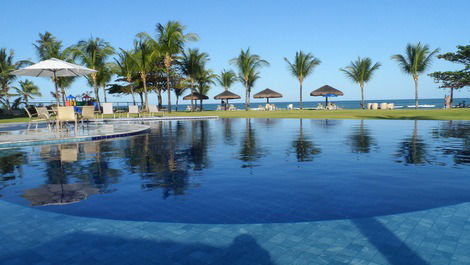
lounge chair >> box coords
[35,106,53,121]
[24,107,44,123]
[57,106,78,128]
[80,106,95,123]
[380,103,388,110]
[127,105,141,118]
[148,105,163,116]
[102,103,116,118]
[287,104,293,110]
[228,104,236,111]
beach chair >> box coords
[80,106,95,123]
[258,105,265,111]
[371,103,379,110]
[380,103,388,110]
[287,104,293,110]
[147,104,163,117]
[127,105,141,118]
[102,103,116,118]
[35,106,53,121]
[57,106,78,128]
[216,105,222,111]
[387,103,395,110]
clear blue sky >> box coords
[1,0,469,104]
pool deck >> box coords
[1,199,469,265]
[0,116,218,148]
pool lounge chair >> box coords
[35,106,54,121]
[228,104,236,111]
[147,105,163,117]
[127,105,141,118]
[57,106,78,128]
[80,106,95,123]
[102,103,116,118]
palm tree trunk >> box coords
[360,83,365,109]
[92,75,101,108]
[103,86,107,103]
[166,67,172,113]
[60,86,66,105]
[142,73,148,111]
[139,93,144,106]
[190,79,194,111]
[157,90,162,110]
[299,81,303,110]
[176,96,179,111]
[200,99,203,111]
[414,76,419,109]
[450,87,454,108]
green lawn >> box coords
[1,109,469,124]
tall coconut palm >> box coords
[284,51,321,109]
[33,32,75,105]
[392,43,439,109]
[216,69,237,91]
[156,21,198,113]
[0,48,30,111]
[230,48,269,110]
[96,63,115,103]
[71,37,115,107]
[16,79,41,106]
[181,48,208,110]
[173,77,189,111]
[114,50,137,105]
[340,57,381,109]
[127,35,154,111]
[195,68,216,110]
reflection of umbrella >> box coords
[22,183,100,206]
[183,92,209,100]
[310,85,344,106]
[253,88,282,103]
[214,90,241,110]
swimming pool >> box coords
[0,119,469,224]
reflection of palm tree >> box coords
[188,120,210,170]
[239,119,263,167]
[396,120,428,165]
[222,118,235,145]
[433,121,470,165]
[290,119,320,162]
[349,120,376,153]
[0,150,26,176]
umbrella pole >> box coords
[325,96,328,107]
[267,98,269,104]
[53,71,60,129]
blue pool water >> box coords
[0,119,469,224]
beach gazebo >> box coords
[214,90,241,110]
[310,85,344,106]
[253,88,283,103]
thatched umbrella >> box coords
[183,92,209,110]
[22,183,100,206]
[310,85,344,106]
[253,88,283,103]
[214,90,241,110]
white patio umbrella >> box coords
[11,58,97,107]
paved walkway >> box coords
[1,200,469,265]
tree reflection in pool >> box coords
[0,119,469,224]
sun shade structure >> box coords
[22,183,100,206]
[183,92,209,100]
[310,85,344,106]
[214,90,241,111]
[253,88,283,103]
[11,58,96,106]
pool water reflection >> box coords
[0,119,469,224]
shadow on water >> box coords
[0,233,275,265]
[353,218,429,265]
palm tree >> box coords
[16,79,41,106]
[284,51,321,109]
[340,57,381,109]
[230,48,269,110]
[195,68,216,110]
[114,50,137,105]
[156,21,198,113]
[216,69,237,91]
[0,48,29,111]
[127,35,154,111]
[33,32,75,105]
[96,63,115,103]
[71,37,115,107]
[392,43,439,109]
[181,48,208,110]
[173,77,189,111]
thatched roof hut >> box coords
[310,85,344,97]
[183,92,209,100]
[214,90,241,100]
[310,85,344,106]
[253,88,283,103]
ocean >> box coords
[176,98,470,111]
